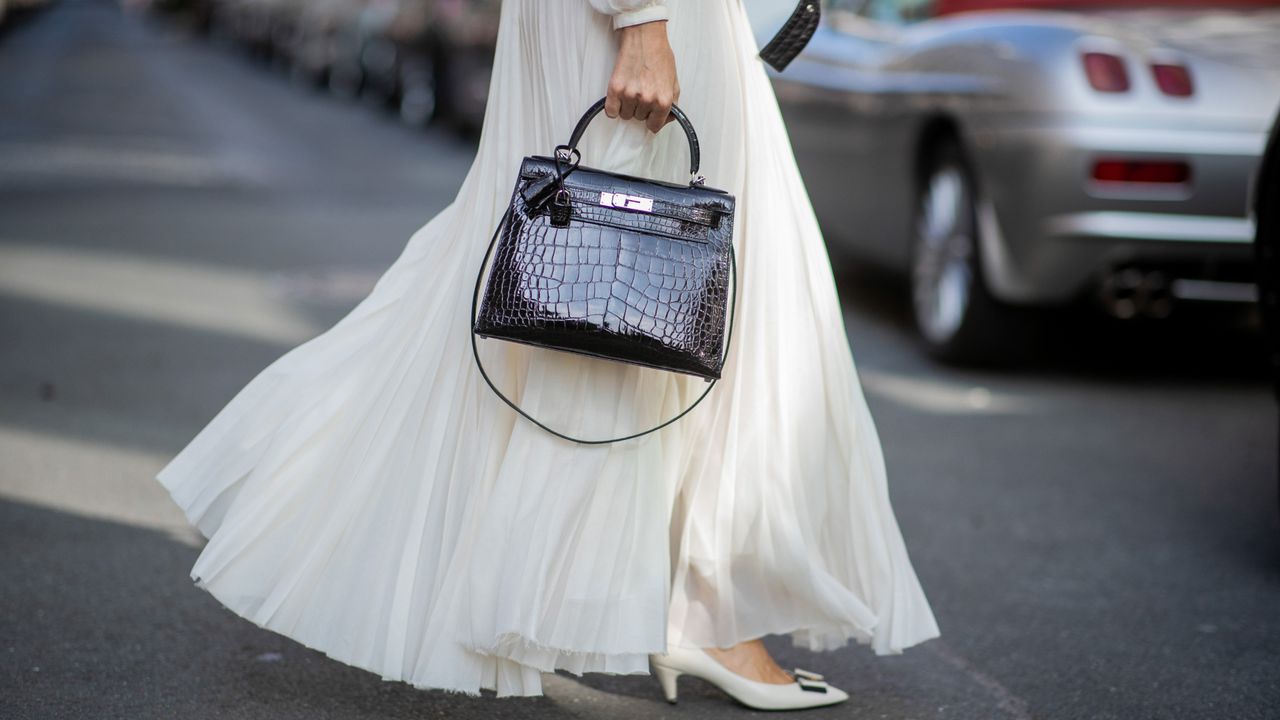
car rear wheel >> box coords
[328,58,363,99]
[911,141,1011,363]
[398,53,438,127]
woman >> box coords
[157,0,939,710]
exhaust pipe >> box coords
[1098,269,1173,319]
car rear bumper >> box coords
[969,117,1264,304]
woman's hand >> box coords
[605,21,679,133]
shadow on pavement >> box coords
[0,498,572,720]
[0,499,946,720]
[834,260,1268,385]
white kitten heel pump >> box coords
[649,645,850,711]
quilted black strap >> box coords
[758,1,820,73]
[470,207,737,445]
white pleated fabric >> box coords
[157,0,939,697]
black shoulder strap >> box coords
[470,208,737,445]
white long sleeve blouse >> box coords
[587,0,669,29]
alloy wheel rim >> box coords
[912,165,974,345]
[399,62,437,126]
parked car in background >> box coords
[3,0,56,26]
[174,0,497,133]
[349,0,498,130]
[770,0,1280,361]
[324,0,408,102]
[1254,109,1279,507]
[210,0,278,57]
[262,0,307,67]
[420,0,500,132]
[353,0,433,111]
[285,0,368,87]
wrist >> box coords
[618,20,669,48]
[611,4,669,30]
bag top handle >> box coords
[565,97,702,181]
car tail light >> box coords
[1091,159,1191,185]
[1151,63,1193,97]
[1082,52,1130,93]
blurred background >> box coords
[1,1,1278,719]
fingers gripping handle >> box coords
[565,97,702,179]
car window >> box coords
[828,0,936,24]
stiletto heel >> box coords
[653,663,681,703]
[649,645,849,711]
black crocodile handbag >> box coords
[471,98,737,444]
[758,0,820,72]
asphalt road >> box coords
[2,2,1278,719]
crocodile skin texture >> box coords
[475,155,736,379]
[759,0,820,73]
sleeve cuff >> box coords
[612,5,669,29]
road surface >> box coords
[1,2,1277,718]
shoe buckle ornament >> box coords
[794,668,829,693]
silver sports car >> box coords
[763,0,1280,361]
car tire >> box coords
[398,52,438,127]
[359,38,399,109]
[288,45,323,90]
[328,58,363,100]
[910,140,1016,364]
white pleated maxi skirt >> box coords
[157,0,940,697]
